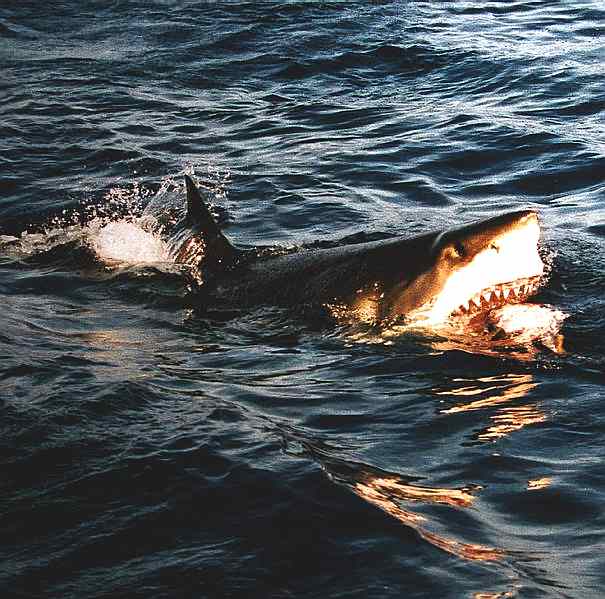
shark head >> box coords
[375,210,544,325]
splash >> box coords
[487,304,567,353]
[142,165,231,229]
[88,219,172,265]
[489,303,566,336]
[46,178,152,231]
[342,301,568,360]
[1,169,231,270]
[0,225,85,258]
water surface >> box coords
[1,2,605,598]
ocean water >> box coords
[1,2,605,598]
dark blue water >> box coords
[2,2,605,597]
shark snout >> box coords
[509,210,538,226]
[479,209,538,234]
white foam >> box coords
[489,304,567,335]
[488,303,568,353]
[89,220,172,264]
[0,235,18,244]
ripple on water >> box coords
[2,1,605,598]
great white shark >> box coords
[170,175,544,326]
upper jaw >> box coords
[451,275,542,317]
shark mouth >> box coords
[451,275,542,317]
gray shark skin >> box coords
[175,176,542,325]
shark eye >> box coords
[452,241,466,259]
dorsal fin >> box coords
[185,175,223,236]
[184,175,237,267]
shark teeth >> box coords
[452,276,542,317]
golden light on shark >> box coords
[168,176,549,332]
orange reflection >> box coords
[527,477,552,490]
[352,478,503,563]
[74,328,155,381]
[367,476,476,508]
[288,432,504,564]
[78,329,144,347]
[354,482,426,526]
[421,529,503,562]
[435,374,546,443]
[478,405,546,442]
[426,333,544,362]
[438,374,536,413]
